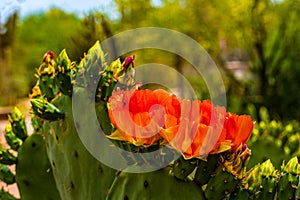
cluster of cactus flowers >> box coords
[0,42,299,199]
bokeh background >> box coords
[1,0,299,122]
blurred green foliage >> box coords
[0,13,18,105]
[247,107,300,169]
[1,0,300,122]
[223,0,300,121]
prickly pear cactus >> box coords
[1,107,60,200]
[29,42,135,200]
[16,132,61,200]
[277,157,300,200]
[230,156,300,200]
[0,165,15,185]
[2,41,298,200]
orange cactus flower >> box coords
[107,88,180,146]
[160,99,230,159]
[222,113,254,149]
[160,99,254,159]
[107,87,254,158]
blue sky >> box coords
[1,0,118,23]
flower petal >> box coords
[225,114,254,147]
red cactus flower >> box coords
[107,88,254,158]
[160,99,230,159]
[222,113,254,149]
[160,99,254,159]
[107,88,180,146]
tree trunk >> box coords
[0,13,17,105]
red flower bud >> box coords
[42,51,55,62]
[123,55,135,70]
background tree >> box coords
[218,0,300,120]
[67,13,116,62]
[0,12,18,105]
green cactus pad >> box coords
[55,49,73,96]
[39,75,58,100]
[277,157,300,200]
[229,188,251,200]
[0,165,15,184]
[173,156,198,181]
[30,97,64,121]
[277,173,298,200]
[43,94,116,200]
[4,124,22,151]
[205,166,239,200]
[0,146,16,165]
[107,167,205,200]
[76,41,107,101]
[36,51,58,100]
[16,133,61,200]
[257,160,277,200]
[8,107,28,141]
